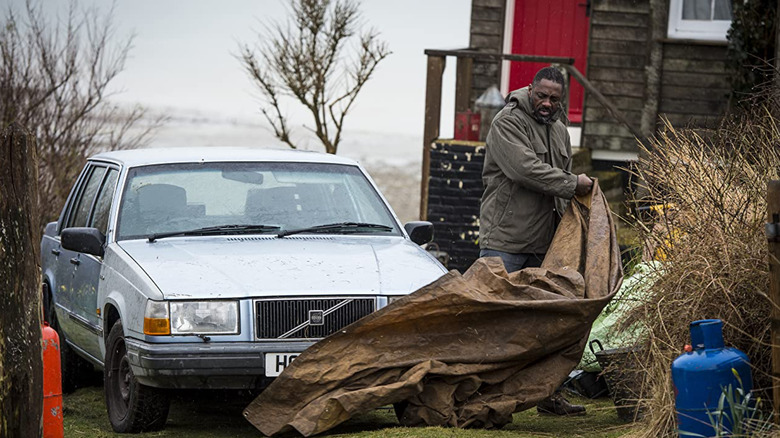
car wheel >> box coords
[42,282,53,325]
[48,301,93,393]
[104,320,170,433]
[393,401,409,424]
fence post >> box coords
[767,179,780,422]
[0,122,43,437]
[455,56,473,113]
[420,55,445,221]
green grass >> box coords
[64,385,640,437]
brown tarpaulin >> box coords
[244,183,622,436]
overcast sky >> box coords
[15,0,473,138]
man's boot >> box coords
[536,392,586,416]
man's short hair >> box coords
[532,67,566,92]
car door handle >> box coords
[69,257,80,266]
[51,248,61,256]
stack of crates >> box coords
[425,140,485,272]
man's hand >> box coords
[575,174,593,196]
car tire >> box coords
[104,320,170,433]
[46,284,94,394]
[393,401,409,424]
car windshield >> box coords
[115,162,400,241]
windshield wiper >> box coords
[148,224,280,242]
[277,222,393,238]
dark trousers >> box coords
[479,249,544,273]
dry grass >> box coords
[621,91,780,436]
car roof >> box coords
[89,147,360,168]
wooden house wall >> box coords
[469,0,505,107]
[582,0,651,153]
[659,42,729,129]
[584,0,730,155]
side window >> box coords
[90,169,119,235]
[66,166,107,229]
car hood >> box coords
[118,235,446,299]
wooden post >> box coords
[0,123,43,438]
[767,180,780,422]
[455,56,473,113]
[420,55,445,221]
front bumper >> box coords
[124,338,315,389]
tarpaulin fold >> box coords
[244,182,622,436]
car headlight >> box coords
[144,300,239,335]
[170,301,239,335]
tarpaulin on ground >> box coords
[244,182,622,437]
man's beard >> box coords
[533,108,557,125]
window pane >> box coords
[67,166,107,229]
[90,169,118,235]
[713,0,732,20]
[682,0,711,20]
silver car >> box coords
[40,147,446,433]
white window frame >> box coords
[667,0,732,42]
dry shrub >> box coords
[625,94,780,436]
[1,1,159,228]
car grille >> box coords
[255,297,376,340]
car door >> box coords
[57,164,118,361]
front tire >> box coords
[104,320,170,433]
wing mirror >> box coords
[404,221,434,246]
[61,227,106,257]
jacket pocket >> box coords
[492,178,512,227]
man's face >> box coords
[529,78,563,125]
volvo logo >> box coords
[309,309,324,326]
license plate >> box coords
[265,353,299,377]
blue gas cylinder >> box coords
[671,319,752,437]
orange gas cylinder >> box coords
[42,324,64,438]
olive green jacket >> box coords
[479,87,578,254]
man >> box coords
[478,66,593,415]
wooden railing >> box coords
[420,48,641,220]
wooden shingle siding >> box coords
[583,0,650,152]
[589,40,649,57]
[590,25,649,41]
[592,0,650,14]
[469,0,505,106]
[585,108,643,126]
[589,81,646,98]
[662,113,722,129]
[590,53,647,70]
[661,71,729,89]
[658,41,728,130]
[591,11,651,27]
[587,67,646,84]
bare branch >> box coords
[238,0,389,154]
[1,0,156,229]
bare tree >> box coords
[1,0,158,229]
[238,0,389,154]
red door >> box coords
[509,0,590,124]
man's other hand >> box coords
[575,174,593,196]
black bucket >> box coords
[590,340,645,422]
